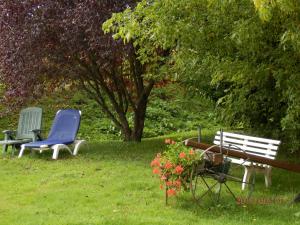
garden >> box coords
[0,0,300,225]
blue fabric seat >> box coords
[18,109,85,159]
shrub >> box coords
[151,139,203,198]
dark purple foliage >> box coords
[0,0,154,141]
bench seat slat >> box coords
[227,157,270,167]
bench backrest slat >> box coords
[213,131,280,161]
[213,140,276,159]
[214,136,279,150]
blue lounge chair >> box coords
[18,109,85,159]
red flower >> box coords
[160,175,167,180]
[174,165,184,174]
[174,179,181,188]
[167,189,177,197]
[164,139,176,145]
[179,152,186,159]
[152,168,160,175]
[166,181,173,186]
[150,158,160,167]
[189,149,195,155]
[164,161,173,169]
[164,139,171,144]
[160,184,164,190]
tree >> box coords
[105,0,300,151]
[0,0,156,142]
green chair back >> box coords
[16,107,42,140]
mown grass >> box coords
[0,130,300,225]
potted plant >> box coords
[151,139,203,204]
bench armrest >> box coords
[29,129,43,141]
[2,130,16,140]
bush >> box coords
[150,139,203,198]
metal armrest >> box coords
[29,129,43,141]
[2,130,16,140]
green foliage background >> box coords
[104,0,300,152]
[0,84,219,142]
[1,0,299,152]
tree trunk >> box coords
[120,92,149,142]
[122,125,133,142]
[118,112,133,142]
[120,107,146,142]
[131,92,149,142]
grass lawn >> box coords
[0,132,300,225]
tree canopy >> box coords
[0,0,158,141]
[1,0,299,147]
[105,0,300,150]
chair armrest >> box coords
[30,129,42,133]
[2,130,16,134]
[29,129,43,141]
[2,130,16,140]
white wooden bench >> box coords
[213,131,281,190]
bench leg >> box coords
[242,166,253,190]
[264,167,272,188]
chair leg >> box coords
[2,144,8,155]
[11,145,16,156]
[52,144,72,160]
[73,140,86,156]
[242,166,253,190]
[52,145,60,160]
[18,145,26,158]
[264,167,272,188]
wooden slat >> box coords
[214,136,279,150]
[214,132,280,162]
[227,158,269,167]
[216,131,281,145]
[213,141,277,158]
